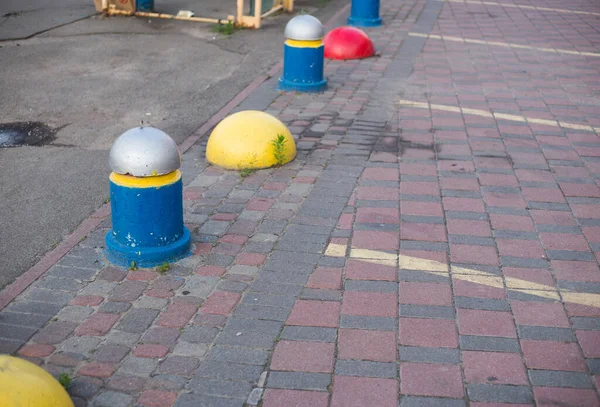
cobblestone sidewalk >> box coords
[2,0,600,405]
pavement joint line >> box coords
[408,32,600,58]
[436,0,600,17]
[326,243,600,308]
[398,99,600,134]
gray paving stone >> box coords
[517,325,576,341]
[218,280,249,293]
[558,281,600,294]
[486,207,528,216]
[587,359,600,374]
[118,356,159,377]
[239,210,266,221]
[257,271,311,285]
[46,265,98,281]
[448,235,495,246]
[80,280,118,297]
[467,384,533,404]
[277,241,326,253]
[187,377,253,399]
[0,338,23,354]
[400,305,455,319]
[180,326,219,344]
[571,317,600,330]
[61,337,102,354]
[460,336,520,353]
[335,360,397,378]
[445,211,488,220]
[399,271,450,283]
[399,347,460,364]
[281,326,337,342]
[300,288,342,301]
[507,290,557,302]
[528,202,571,211]
[400,396,466,407]
[91,391,133,407]
[98,302,132,314]
[225,318,283,335]
[69,377,102,398]
[493,231,538,240]
[172,341,209,357]
[147,374,187,391]
[229,265,260,276]
[266,371,331,391]
[318,256,346,267]
[23,288,74,305]
[257,220,288,234]
[133,296,168,310]
[528,370,593,388]
[0,311,53,328]
[205,253,235,267]
[199,220,230,236]
[401,215,445,224]
[105,330,140,347]
[117,308,159,333]
[175,393,244,407]
[233,304,291,321]
[249,281,303,296]
[244,242,275,253]
[91,344,130,363]
[207,345,269,365]
[345,280,398,293]
[500,256,549,268]
[194,361,263,382]
[181,275,219,298]
[58,255,102,270]
[35,276,85,292]
[546,250,595,261]
[340,315,397,331]
[6,301,63,316]
[215,330,276,348]
[454,297,510,311]
[0,324,37,342]
[242,293,297,308]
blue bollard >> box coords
[348,0,382,27]
[105,127,191,268]
[136,0,154,12]
[278,15,327,93]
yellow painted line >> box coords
[330,242,600,308]
[408,32,600,58]
[438,0,600,17]
[325,243,347,257]
[398,99,600,135]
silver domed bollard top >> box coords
[109,126,181,177]
[284,15,325,41]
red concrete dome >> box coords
[324,26,375,60]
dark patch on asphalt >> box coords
[0,121,58,148]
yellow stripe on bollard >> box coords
[285,39,324,48]
[110,170,181,188]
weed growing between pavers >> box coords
[58,372,72,390]
[156,262,171,274]
[271,134,288,166]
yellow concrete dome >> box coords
[0,355,74,407]
[206,110,296,170]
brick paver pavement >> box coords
[2,0,600,405]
